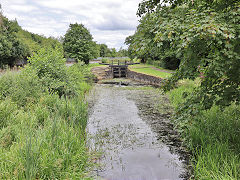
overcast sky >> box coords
[1,0,142,49]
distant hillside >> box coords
[17,28,61,55]
[0,12,62,68]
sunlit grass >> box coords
[88,63,107,70]
[129,64,173,79]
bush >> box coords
[0,70,45,107]
[101,58,108,63]
[0,47,93,179]
[26,47,70,97]
[168,80,240,179]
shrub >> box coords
[101,58,108,63]
[26,47,72,97]
[0,71,45,107]
[168,80,240,179]
[0,47,93,179]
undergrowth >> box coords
[167,79,240,179]
[0,47,93,179]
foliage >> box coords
[16,29,62,56]
[63,23,93,64]
[125,12,180,69]
[99,44,109,57]
[116,47,128,57]
[134,0,240,179]
[0,14,27,67]
[26,47,71,97]
[128,0,240,109]
[25,47,92,97]
[168,81,240,179]
[90,41,100,59]
[160,4,240,109]
[0,47,93,179]
[137,0,239,17]
[0,70,45,107]
[0,10,62,68]
[99,44,121,57]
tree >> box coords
[116,47,128,57]
[90,41,100,59]
[99,44,108,57]
[109,48,117,57]
[63,23,93,64]
[128,0,240,109]
[0,14,27,67]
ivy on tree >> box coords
[63,23,93,64]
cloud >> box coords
[1,0,141,49]
[93,17,136,31]
[8,4,38,13]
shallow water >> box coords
[87,84,186,180]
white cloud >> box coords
[8,4,38,13]
[1,0,141,49]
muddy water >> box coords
[87,83,187,180]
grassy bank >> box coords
[87,63,107,71]
[129,64,173,79]
[167,80,240,179]
[0,48,93,179]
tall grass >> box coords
[168,79,240,179]
[0,48,93,179]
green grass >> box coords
[167,79,198,109]
[129,64,173,78]
[167,79,240,179]
[0,94,91,179]
[0,49,94,179]
[87,63,107,70]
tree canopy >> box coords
[0,14,27,67]
[63,23,94,64]
[127,0,240,109]
[0,9,62,68]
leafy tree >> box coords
[63,23,93,64]
[128,0,240,109]
[125,10,180,69]
[109,48,117,57]
[116,47,128,57]
[0,7,62,68]
[99,44,109,57]
[17,30,61,56]
[0,14,27,67]
[160,4,240,109]
[90,41,100,59]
